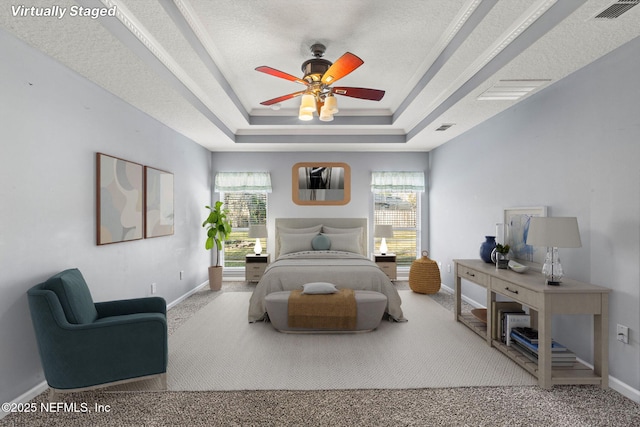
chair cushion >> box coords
[42,269,97,324]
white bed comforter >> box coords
[248,251,406,322]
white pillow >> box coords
[279,232,318,255]
[322,233,361,254]
[322,226,362,235]
[302,282,338,294]
[278,224,322,234]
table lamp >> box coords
[525,217,581,285]
[374,224,394,255]
[248,225,268,255]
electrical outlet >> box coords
[617,324,629,344]
[447,264,451,273]
[180,270,184,280]
[150,283,157,295]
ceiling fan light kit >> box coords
[256,43,385,121]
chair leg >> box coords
[48,388,60,402]
[158,373,167,390]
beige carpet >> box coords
[148,290,536,391]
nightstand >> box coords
[245,254,270,282]
[374,253,397,281]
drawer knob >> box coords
[505,287,519,295]
[466,271,475,277]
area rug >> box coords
[154,290,536,391]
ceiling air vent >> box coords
[478,79,551,101]
[435,124,454,131]
[593,1,639,19]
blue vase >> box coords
[480,236,496,263]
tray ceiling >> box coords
[1,0,639,152]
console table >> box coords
[454,259,610,389]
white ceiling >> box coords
[2,0,639,152]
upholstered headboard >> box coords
[275,218,368,258]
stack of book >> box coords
[510,327,576,367]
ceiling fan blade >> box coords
[255,66,307,86]
[321,52,364,85]
[333,87,385,101]
[259,91,305,106]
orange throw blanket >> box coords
[287,289,357,330]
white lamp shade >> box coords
[324,95,339,114]
[300,93,316,112]
[248,225,268,239]
[319,105,334,121]
[298,106,313,121]
[374,224,394,239]
[526,217,581,248]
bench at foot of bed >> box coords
[264,290,387,333]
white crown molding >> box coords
[405,0,558,131]
[99,0,225,125]
[394,0,485,120]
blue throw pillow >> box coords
[311,234,331,250]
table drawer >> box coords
[247,272,263,281]
[458,265,488,287]
[492,278,540,309]
[378,263,397,279]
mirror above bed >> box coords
[292,162,350,205]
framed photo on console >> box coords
[503,206,548,264]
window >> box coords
[371,172,425,266]
[221,192,267,267]
[374,193,420,266]
[214,172,271,268]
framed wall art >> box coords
[145,166,174,238]
[96,153,144,245]
[292,162,350,205]
[503,206,548,264]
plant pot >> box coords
[492,249,509,269]
[208,266,223,291]
[496,259,509,269]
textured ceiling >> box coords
[1,0,639,152]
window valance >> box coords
[214,172,272,193]
[371,171,425,193]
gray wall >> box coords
[429,37,640,391]
[0,30,211,403]
[211,151,429,257]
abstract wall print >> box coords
[145,166,174,238]
[97,153,144,245]
[292,162,351,205]
[503,206,548,264]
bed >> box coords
[248,218,406,323]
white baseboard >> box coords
[0,381,48,420]
[167,280,209,310]
[575,357,640,403]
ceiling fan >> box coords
[255,43,385,121]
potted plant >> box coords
[492,243,511,269]
[202,201,232,290]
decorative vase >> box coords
[479,236,496,263]
[208,266,223,291]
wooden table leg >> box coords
[538,296,552,389]
[594,293,609,389]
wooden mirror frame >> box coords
[292,162,351,205]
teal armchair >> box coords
[27,268,168,396]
